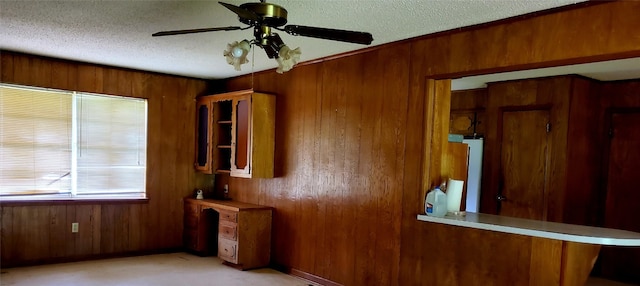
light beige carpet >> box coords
[0,252,317,286]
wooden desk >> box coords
[417,213,640,285]
[184,198,272,270]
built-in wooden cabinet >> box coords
[184,199,217,255]
[195,90,275,178]
[183,199,272,270]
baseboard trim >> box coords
[289,268,344,286]
[1,248,183,268]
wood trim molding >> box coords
[2,248,182,268]
[289,268,344,286]
[422,79,452,191]
[0,198,149,207]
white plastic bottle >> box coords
[425,186,448,218]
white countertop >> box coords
[417,212,640,246]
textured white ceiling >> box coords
[0,0,590,80]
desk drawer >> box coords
[218,238,238,264]
[219,210,238,223]
[219,221,237,241]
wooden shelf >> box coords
[217,120,232,124]
[217,145,232,149]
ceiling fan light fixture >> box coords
[223,40,251,71]
[276,45,301,74]
[154,1,373,75]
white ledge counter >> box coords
[416,212,640,285]
[417,212,640,246]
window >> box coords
[0,84,147,200]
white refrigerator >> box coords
[462,138,484,212]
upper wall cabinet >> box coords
[195,90,275,178]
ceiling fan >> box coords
[152,0,374,73]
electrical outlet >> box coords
[71,222,79,233]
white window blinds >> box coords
[75,94,147,198]
[0,84,147,200]
[0,85,72,197]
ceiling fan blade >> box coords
[219,2,259,22]
[284,25,373,45]
[152,26,242,37]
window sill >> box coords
[0,198,149,206]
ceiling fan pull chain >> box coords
[251,45,255,89]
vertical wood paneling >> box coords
[312,61,335,279]
[99,205,116,253]
[77,64,98,94]
[14,206,51,261]
[90,206,101,255]
[48,205,67,258]
[0,52,14,82]
[353,51,380,285]
[102,68,120,96]
[0,206,14,262]
[322,55,361,285]
[336,57,362,286]
[158,74,179,248]
[225,44,411,286]
[529,237,562,285]
[563,78,600,226]
[450,89,487,111]
[31,57,51,88]
[264,66,310,272]
[51,61,69,90]
[112,205,130,253]
[64,206,77,256]
[297,66,321,274]
[12,53,30,84]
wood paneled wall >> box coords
[596,79,640,284]
[224,44,413,285]
[0,52,213,266]
[220,2,640,285]
[451,88,487,111]
[562,77,603,226]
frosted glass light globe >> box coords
[232,46,244,58]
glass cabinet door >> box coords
[195,98,212,173]
[231,96,251,176]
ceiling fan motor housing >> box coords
[239,2,288,27]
